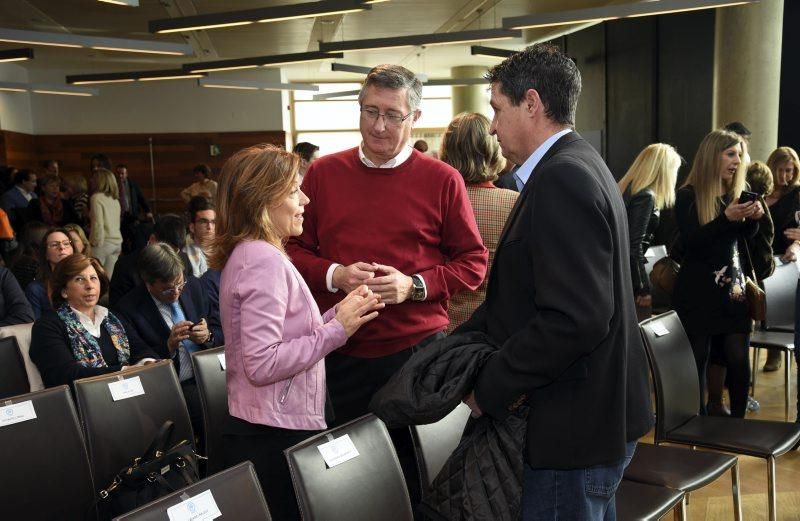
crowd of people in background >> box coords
[1,43,799,521]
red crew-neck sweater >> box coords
[286,147,488,358]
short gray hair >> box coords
[137,242,185,284]
[358,64,423,112]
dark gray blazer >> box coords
[456,132,653,469]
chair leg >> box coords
[785,351,791,422]
[673,496,687,521]
[731,462,742,521]
[767,456,777,521]
[752,347,761,397]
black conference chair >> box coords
[191,346,230,475]
[74,361,195,513]
[640,311,800,521]
[409,403,472,489]
[0,336,29,399]
[0,386,97,521]
[615,479,685,521]
[112,461,270,521]
[623,443,740,521]
[750,257,797,420]
[284,413,414,521]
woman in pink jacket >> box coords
[210,144,382,520]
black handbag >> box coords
[98,420,199,517]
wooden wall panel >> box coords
[1,130,38,170]
[34,131,285,214]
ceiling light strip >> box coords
[0,81,98,96]
[198,78,320,91]
[67,69,206,85]
[470,45,516,58]
[312,89,362,100]
[149,0,371,34]
[502,0,757,30]
[184,51,344,74]
[0,27,193,56]
[98,0,139,6]
[331,63,373,74]
[0,48,34,62]
[319,28,520,53]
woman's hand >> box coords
[725,200,758,222]
[635,293,652,308]
[746,200,765,220]
[335,285,384,337]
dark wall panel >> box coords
[606,17,657,179]
[568,24,606,158]
[779,1,799,149]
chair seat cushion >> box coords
[667,416,800,458]
[623,443,736,491]
[750,330,794,350]
[615,480,684,521]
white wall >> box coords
[0,63,34,134]
[25,68,286,135]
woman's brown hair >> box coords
[440,112,506,184]
[209,144,300,270]
[50,253,109,307]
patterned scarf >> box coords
[56,302,131,367]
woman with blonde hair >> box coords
[440,112,517,331]
[89,168,122,278]
[210,144,382,520]
[765,147,800,261]
[63,223,92,258]
[672,129,763,418]
[618,143,681,318]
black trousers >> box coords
[222,417,318,521]
[325,332,446,510]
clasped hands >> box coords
[333,261,414,304]
[167,318,210,354]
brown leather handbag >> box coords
[743,243,766,322]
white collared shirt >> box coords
[514,128,573,189]
[357,142,414,169]
[72,305,109,338]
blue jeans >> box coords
[522,440,637,520]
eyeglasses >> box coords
[360,107,414,128]
[47,240,73,249]
[195,218,216,226]
[160,280,187,297]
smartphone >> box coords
[739,190,759,204]
[190,319,205,331]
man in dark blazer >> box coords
[113,242,219,439]
[456,44,653,520]
[116,164,153,254]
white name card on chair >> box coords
[317,433,360,468]
[649,322,670,337]
[217,353,226,371]
[167,489,221,521]
[108,376,145,401]
[0,400,36,427]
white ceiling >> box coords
[0,0,633,83]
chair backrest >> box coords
[0,336,29,399]
[0,386,96,521]
[410,403,471,489]
[644,245,668,278]
[639,311,699,442]
[112,461,271,521]
[0,322,42,391]
[284,414,413,521]
[763,257,798,330]
[74,361,194,493]
[191,346,230,474]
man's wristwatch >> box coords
[410,274,425,301]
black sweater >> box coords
[622,188,659,295]
[767,186,800,255]
[30,310,126,388]
[672,186,758,335]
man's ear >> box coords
[523,88,542,116]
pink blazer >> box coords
[220,240,346,430]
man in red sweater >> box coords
[287,64,488,425]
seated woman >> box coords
[211,144,383,520]
[64,223,92,258]
[30,253,146,388]
[25,227,74,319]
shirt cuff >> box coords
[326,263,341,293]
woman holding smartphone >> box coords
[210,144,383,520]
[672,129,763,418]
